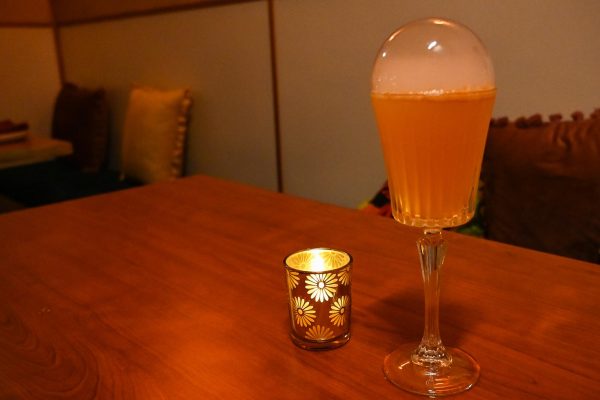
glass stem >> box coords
[412,228,452,369]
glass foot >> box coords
[383,343,480,397]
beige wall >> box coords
[0,0,57,135]
[0,28,60,135]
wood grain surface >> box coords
[0,175,598,399]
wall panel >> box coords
[59,1,278,191]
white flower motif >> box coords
[305,273,338,302]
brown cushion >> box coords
[482,111,600,263]
[120,85,192,184]
[52,83,109,172]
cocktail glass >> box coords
[371,18,496,396]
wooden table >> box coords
[0,135,73,169]
[0,175,598,399]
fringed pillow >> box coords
[121,85,192,184]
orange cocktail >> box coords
[371,88,495,228]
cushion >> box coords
[52,83,109,172]
[482,111,600,263]
[120,85,192,183]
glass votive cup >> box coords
[283,248,353,350]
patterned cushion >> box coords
[52,83,109,172]
[482,111,600,263]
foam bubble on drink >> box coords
[372,18,495,94]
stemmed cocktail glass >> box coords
[371,18,496,396]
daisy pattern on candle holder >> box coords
[292,297,316,327]
[329,296,349,327]
[337,267,351,286]
[305,325,335,341]
[305,273,338,302]
[322,250,349,269]
[287,251,313,270]
[287,270,300,289]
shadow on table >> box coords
[365,286,483,348]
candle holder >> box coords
[284,248,353,350]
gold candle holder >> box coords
[284,248,352,350]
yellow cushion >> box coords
[121,85,192,183]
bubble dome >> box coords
[371,18,495,94]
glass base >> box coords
[290,332,350,350]
[383,343,480,397]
